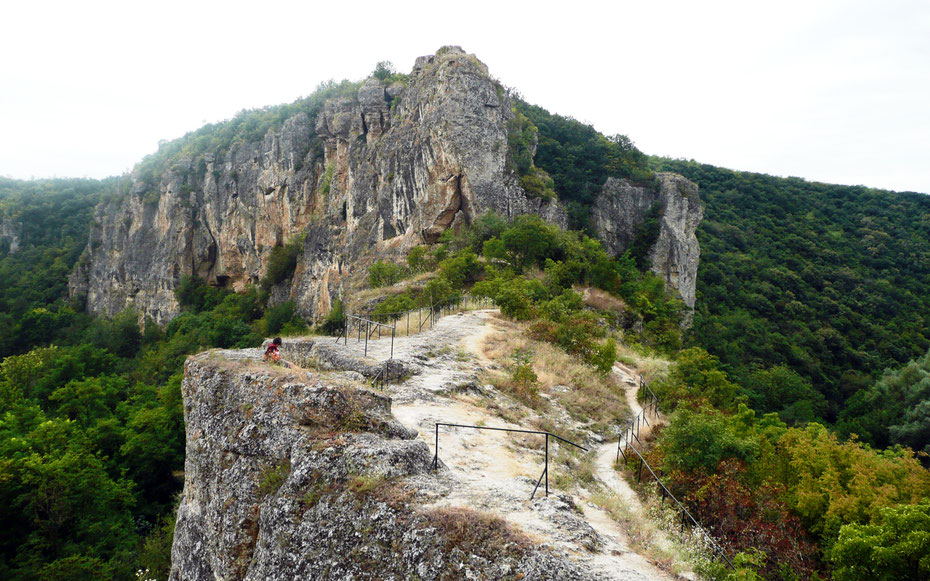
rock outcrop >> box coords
[592,173,702,317]
[69,46,700,326]
[170,349,600,580]
[70,47,564,324]
[0,214,20,254]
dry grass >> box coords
[347,272,435,311]
[580,287,628,312]
[590,487,708,578]
[551,446,598,493]
[481,327,632,433]
[422,506,531,560]
[615,343,670,384]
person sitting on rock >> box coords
[263,337,283,363]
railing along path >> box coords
[325,290,739,570]
[431,422,588,500]
[617,374,736,570]
[331,294,492,390]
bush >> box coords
[482,237,506,262]
[554,314,602,357]
[439,250,482,288]
[175,275,228,313]
[406,246,436,273]
[495,279,534,321]
[526,320,558,343]
[262,239,302,289]
[371,293,415,321]
[652,347,741,412]
[258,301,305,336]
[519,167,557,199]
[463,212,507,253]
[509,349,540,403]
[209,316,259,348]
[367,260,407,288]
[501,216,563,270]
[540,289,583,323]
[416,277,456,309]
[830,503,930,581]
[590,338,616,375]
[318,300,346,336]
[660,405,761,474]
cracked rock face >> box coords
[68,45,699,327]
[592,173,703,318]
[170,350,601,581]
[69,46,565,325]
[0,214,20,254]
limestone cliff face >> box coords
[69,46,700,325]
[170,350,598,580]
[0,213,20,254]
[70,47,565,324]
[592,173,703,315]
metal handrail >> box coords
[624,442,735,570]
[431,422,588,500]
[614,374,735,570]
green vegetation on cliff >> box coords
[0,181,308,580]
[363,212,684,357]
[514,99,652,228]
[133,79,361,190]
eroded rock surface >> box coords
[592,173,702,317]
[70,47,565,324]
[69,46,700,326]
[170,349,602,581]
[0,213,20,254]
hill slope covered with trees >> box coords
[653,158,930,433]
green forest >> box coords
[652,159,930,449]
[0,178,308,580]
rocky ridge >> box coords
[69,46,701,325]
[592,173,703,313]
[170,348,605,580]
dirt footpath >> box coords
[346,309,684,580]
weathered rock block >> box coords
[592,173,703,318]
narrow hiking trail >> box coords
[334,309,686,580]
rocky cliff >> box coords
[69,46,701,325]
[0,213,20,254]
[592,173,702,314]
[170,349,601,580]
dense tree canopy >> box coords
[0,180,310,579]
[652,158,930,425]
[514,99,652,229]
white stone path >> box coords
[341,309,686,580]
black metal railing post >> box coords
[433,423,439,469]
[545,433,550,496]
[622,441,736,571]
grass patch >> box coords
[581,287,628,312]
[550,446,598,492]
[481,326,631,432]
[424,506,530,561]
[257,457,291,498]
[615,342,670,383]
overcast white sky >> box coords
[2,0,928,193]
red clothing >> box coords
[264,343,281,362]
